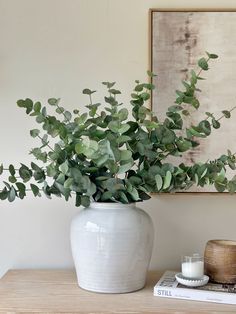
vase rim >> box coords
[89,202,136,209]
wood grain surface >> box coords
[0,270,236,313]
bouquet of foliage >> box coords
[0,52,236,207]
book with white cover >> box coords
[154,271,236,305]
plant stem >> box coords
[209,105,236,127]
[89,94,92,106]
[37,135,54,152]
[56,103,71,123]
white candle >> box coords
[182,260,204,279]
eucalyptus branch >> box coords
[214,105,236,124]
[55,103,71,123]
[36,134,55,152]
[2,168,20,171]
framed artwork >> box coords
[150,9,236,192]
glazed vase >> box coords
[70,202,154,293]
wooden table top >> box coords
[0,270,235,313]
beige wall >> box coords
[0,0,236,277]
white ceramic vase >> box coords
[70,202,154,293]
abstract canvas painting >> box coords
[150,10,236,192]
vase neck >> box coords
[89,202,136,210]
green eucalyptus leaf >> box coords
[82,89,96,95]
[30,148,47,163]
[86,181,96,196]
[119,191,129,203]
[155,174,163,191]
[228,160,236,170]
[56,107,65,114]
[64,178,74,189]
[34,102,41,113]
[128,176,142,186]
[120,150,132,161]
[227,180,236,193]
[191,98,200,109]
[24,98,34,114]
[30,129,40,138]
[8,176,17,183]
[214,180,226,192]
[143,83,155,90]
[36,114,45,123]
[198,120,211,136]
[182,110,190,116]
[64,111,72,121]
[70,168,82,183]
[16,182,26,199]
[102,82,116,88]
[81,195,90,207]
[108,121,119,133]
[8,186,16,202]
[222,110,231,119]
[176,139,192,152]
[128,186,140,201]
[9,164,15,176]
[119,124,130,134]
[212,118,220,129]
[118,161,133,174]
[0,164,3,175]
[131,93,139,99]
[200,168,208,179]
[118,108,128,121]
[206,51,218,59]
[147,70,157,77]
[41,107,47,117]
[163,171,172,189]
[48,98,60,106]
[140,92,150,101]
[19,164,32,182]
[46,163,57,177]
[161,128,176,144]
[0,187,8,200]
[135,84,144,92]
[30,184,40,196]
[59,161,69,175]
[198,57,209,70]
[187,127,206,138]
[75,113,85,125]
[168,105,183,112]
[109,89,121,95]
[75,141,86,155]
[116,135,131,145]
[101,191,113,201]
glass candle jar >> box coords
[181,253,204,279]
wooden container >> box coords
[204,239,236,284]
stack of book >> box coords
[154,271,236,305]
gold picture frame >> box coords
[149,9,236,193]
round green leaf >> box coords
[30,129,40,138]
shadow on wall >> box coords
[0,205,21,278]
[0,259,12,279]
[0,240,16,279]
